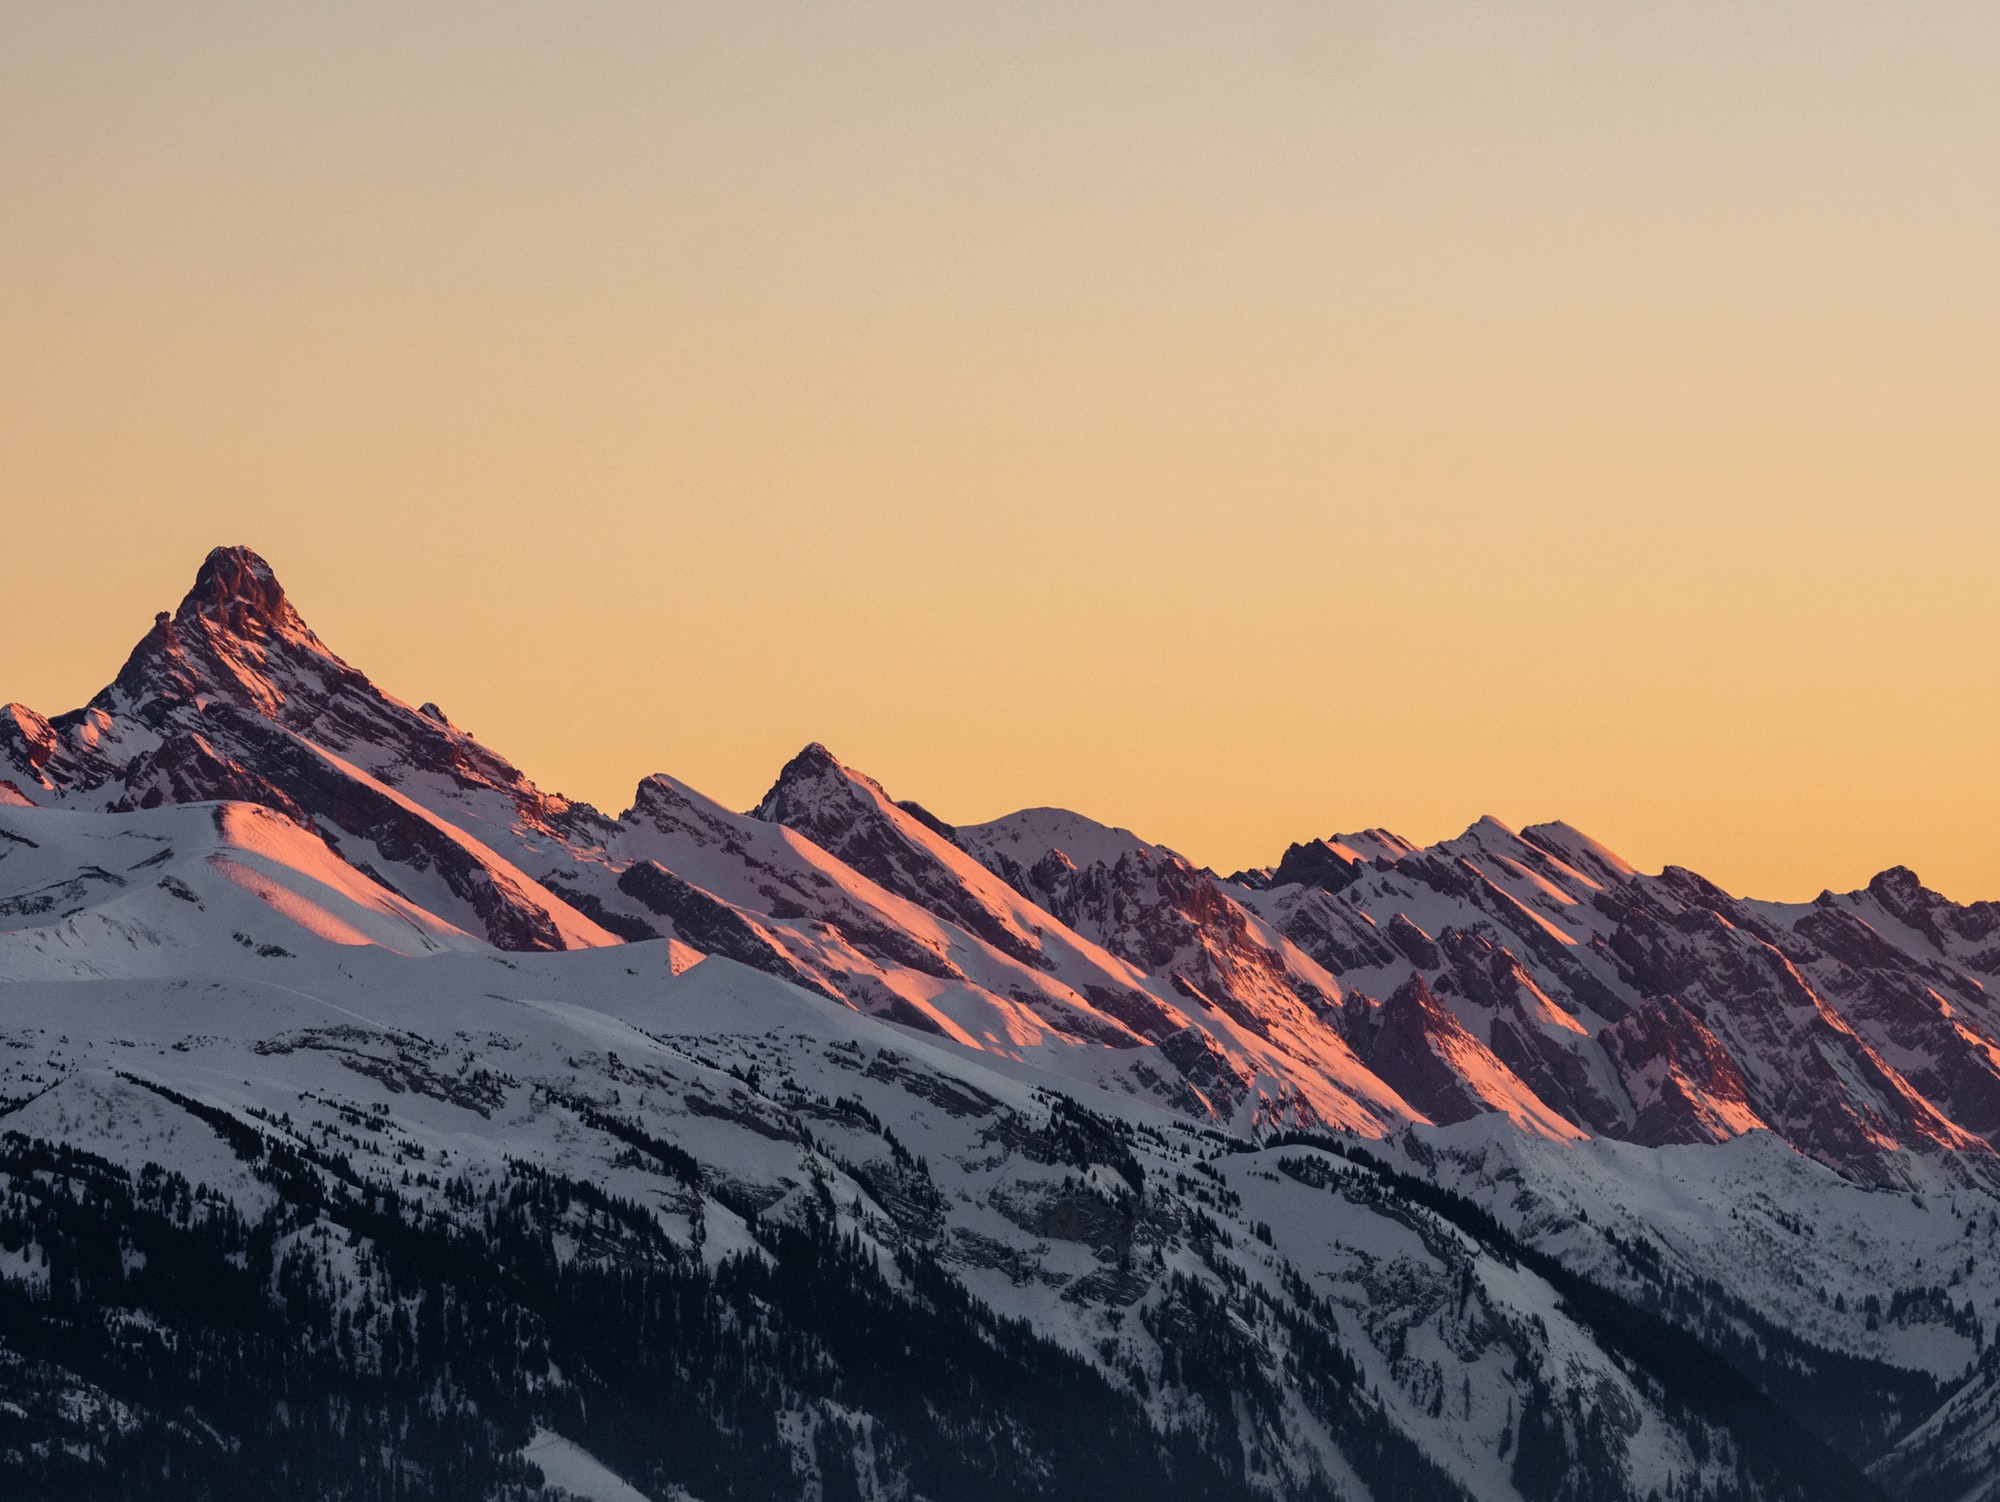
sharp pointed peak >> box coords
[773,740,892,795]
[786,741,842,771]
[176,545,297,636]
[755,741,890,822]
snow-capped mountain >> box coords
[6,546,2000,1501]
[1225,816,2000,1188]
[1,548,617,952]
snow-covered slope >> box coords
[0,800,483,980]
[1,551,1423,1137]
[9,544,2000,1499]
[18,548,2000,1194]
[0,833,1935,1500]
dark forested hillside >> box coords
[0,1128,1271,1502]
[1,1102,1895,1502]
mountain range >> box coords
[5,547,2000,1501]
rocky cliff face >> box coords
[1225,817,2000,1186]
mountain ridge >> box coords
[9,546,2000,1500]
[10,545,2000,1189]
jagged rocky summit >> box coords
[10,547,2000,1190]
[7,546,2000,1502]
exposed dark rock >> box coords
[1158,1026,1254,1115]
[894,798,958,842]
[615,860,840,1000]
[1272,839,1363,895]
[1385,914,1443,971]
[1344,975,1488,1126]
[1599,997,1760,1147]
[1486,1008,1629,1136]
[542,881,662,943]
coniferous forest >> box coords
[0,1096,1904,1502]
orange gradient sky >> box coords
[3,4,1998,901]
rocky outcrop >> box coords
[1599,996,1763,1147]
[1340,973,1567,1130]
[756,744,1050,969]
[616,860,839,998]
[1342,975,1492,1125]
[1270,838,1364,895]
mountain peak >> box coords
[1271,838,1363,895]
[755,742,874,821]
[177,545,296,636]
[1868,864,1925,900]
[786,741,843,775]
[89,546,324,717]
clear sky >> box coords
[3,3,1997,901]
